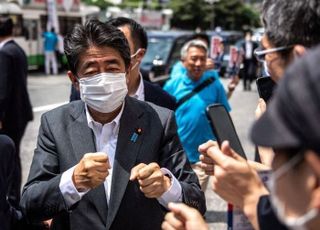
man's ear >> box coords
[67,71,80,91]
[137,48,146,61]
[305,151,320,210]
[292,45,307,58]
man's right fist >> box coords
[72,152,110,192]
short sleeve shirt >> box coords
[164,70,231,164]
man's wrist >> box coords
[242,186,269,229]
[72,166,88,192]
[163,174,172,192]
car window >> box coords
[142,37,174,66]
[168,36,189,70]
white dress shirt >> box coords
[131,73,145,101]
[59,102,182,209]
[245,40,253,59]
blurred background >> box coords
[0,0,264,229]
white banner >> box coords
[46,0,59,33]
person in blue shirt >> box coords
[169,40,236,99]
[42,28,58,75]
[164,39,231,192]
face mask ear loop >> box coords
[131,48,142,59]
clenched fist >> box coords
[162,203,208,230]
[73,152,110,192]
[130,163,171,198]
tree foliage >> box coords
[81,0,113,10]
[170,0,260,30]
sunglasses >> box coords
[254,46,293,62]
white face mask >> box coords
[130,48,142,71]
[79,72,128,113]
[268,154,318,230]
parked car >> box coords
[141,30,194,85]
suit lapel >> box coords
[69,102,96,162]
[68,102,108,225]
[106,97,146,229]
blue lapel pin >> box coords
[130,128,142,143]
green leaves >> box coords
[169,0,260,30]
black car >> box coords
[141,30,194,85]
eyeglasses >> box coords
[254,46,293,62]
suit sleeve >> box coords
[0,51,13,121]
[20,114,70,222]
[257,195,288,230]
[158,110,206,215]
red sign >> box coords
[23,0,80,11]
[210,36,222,59]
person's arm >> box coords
[0,51,12,124]
[20,113,110,221]
[162,203,209,230]
[226,75,239,99]
[20,114,70,221]
[199,140,269,229]
[131,111,206,214]
[161,111,206,214]
[257,195,288,230]
[130,163,182,209]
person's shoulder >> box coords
[0,41,23,56]
[1,40,14,50]
[146,101,173,123]
[204,70,219,80]
[126,96,173,123]
[0,134,15,151]
[42,101,84,123]
[144,80,177,110]
[144,80,175,98]
[163,74,184,91]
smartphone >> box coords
[206,104,247,159]
[256,77,276,103]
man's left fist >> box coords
[130,162,171,198]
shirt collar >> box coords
[132,73,145,101]
[0,38,13,49]
[85,102,124,136]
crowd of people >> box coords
[1,0,320,229]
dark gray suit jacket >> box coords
[21,96,205,230]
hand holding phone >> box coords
[206,104,247,159]
[256,77,276,103]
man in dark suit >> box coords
[69,17,176,111]
[21,19,205,230]
[0,16,33,208]
[240,30,259,91]
[0,134,19,230]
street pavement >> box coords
[21,72,259,229]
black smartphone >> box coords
[206,104,247,159]
[256,77,276,103]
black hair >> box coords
[262,0,320,48]
[64,18,131,75]
[106,17,148,51]
[0,16,13,37]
